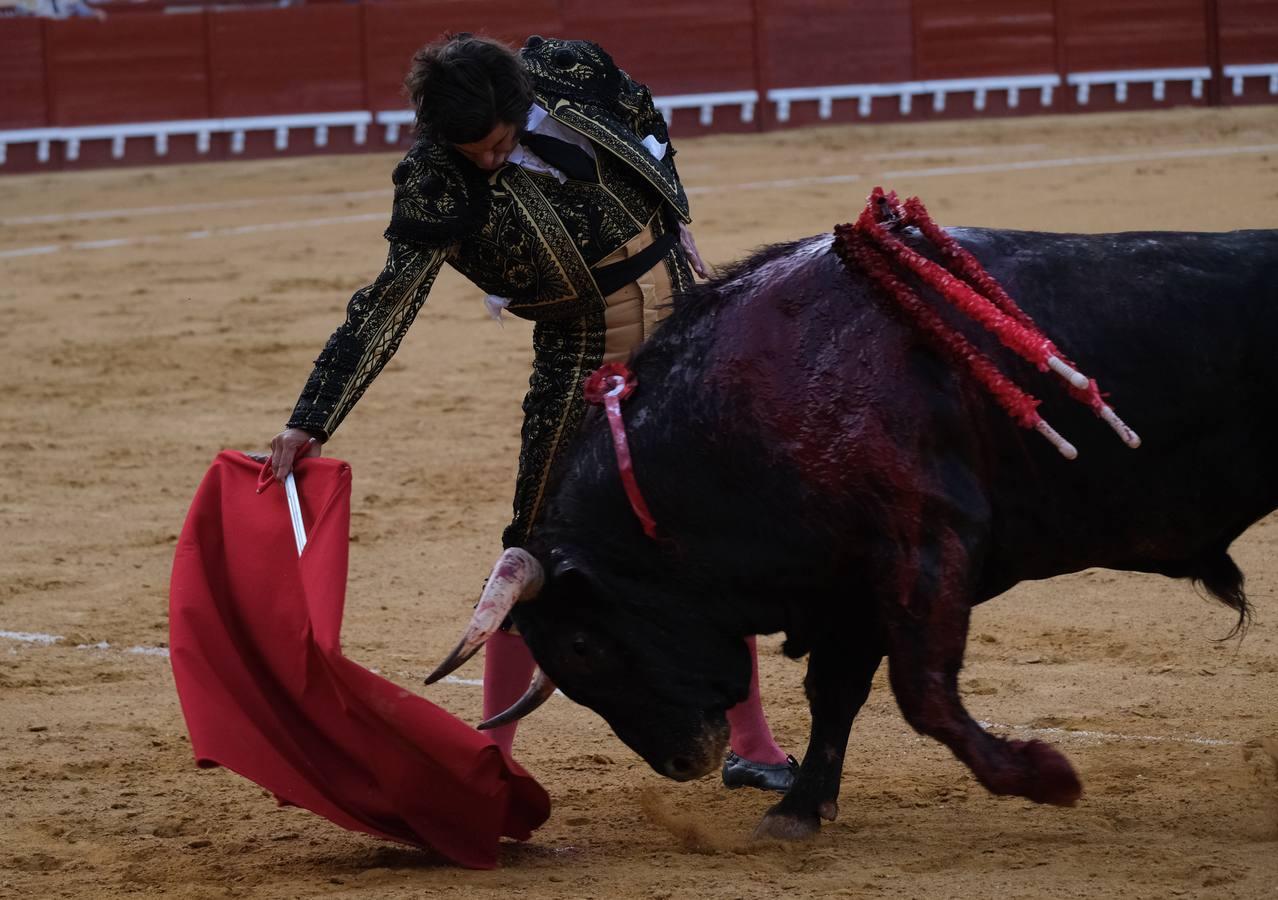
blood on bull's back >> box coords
[640,227,1278,604]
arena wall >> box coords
[0,19,47,132]
[0,0,1275,172]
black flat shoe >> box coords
[721,751,799,793]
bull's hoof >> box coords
[752,810,820,841]
[1013,739,1083,806]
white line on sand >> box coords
[0,630,62,645]
[443,676,484,687]
[687,173,862,194]
[6,142,1275,262]
[880,142,1278,180]
[0,244,61,258]
[0,189,389,227]
[863,143,1048,161]
[0,628,1242,746]
[0,212,387,260]
[0,629,478,688]
[694,142,1278,195]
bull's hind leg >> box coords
[884,530,1082,806]
[754,633,882,840]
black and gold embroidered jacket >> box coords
[287,37,696,547]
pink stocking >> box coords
[482,629,537,758]
[725,636,789,764]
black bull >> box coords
[505,226,1277,838]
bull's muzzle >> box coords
[660,715,730,782]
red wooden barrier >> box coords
[1058,0,1209,71]
[560,0,755,95]
[1218,0,1278,60]
[912,0,1058,118]
[363,0,563,114]
[207,6,365,117]
[1217,0,1278,105]
[2,0,1275,173]
[1055,0,1210,112]
[0,19,48,129]
[914,0,1057,79]
[558,0,757,135]
[757,0,913,88]
[755,0,913,126]
[43,13,208,125]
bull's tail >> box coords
[1190,551,1252,639]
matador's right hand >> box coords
[269,427,323,484]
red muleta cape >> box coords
[168,451,550,868]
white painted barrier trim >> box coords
[767,74,1061,122]
[6,64,1272,168]
[373,109,413,145]
[1222,62,1278,97]
[1065,66,1212,104]
[652,90,760,126]
[0,110,372,166]
[373,89,763,143]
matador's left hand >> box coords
[678,221,713,280]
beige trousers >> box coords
[598,221,675,364]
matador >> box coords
[268,33,797,793]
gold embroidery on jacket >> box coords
[500,165,605,312]
[289,244,448,439]
[545,99,691,223]
[294,35,696,544]
[510,316,599,545]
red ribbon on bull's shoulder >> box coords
[583,363,660,540]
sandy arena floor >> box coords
[1,106,1277,899]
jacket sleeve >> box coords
[286,240,448,440]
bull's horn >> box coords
[423,547,545,685]
[477,668,556,730]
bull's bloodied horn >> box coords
[423,547,544,684]
[477,668,557,730]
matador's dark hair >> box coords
[405,33,535,144]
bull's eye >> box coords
[571,636,589,657]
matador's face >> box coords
[454,121,521,172]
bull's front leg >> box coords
[753,634,882,840]
[884,528,1082,806]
